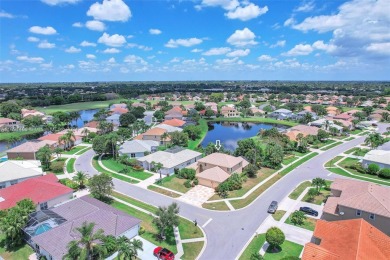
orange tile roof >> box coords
[302,219,390,260]
[162,119,186,127]
[142,127,167,136]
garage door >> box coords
[198,177,219,189]
[122,225,140,239]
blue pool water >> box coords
[34,223,52,236]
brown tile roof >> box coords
[0,118,18,124]
[162,119,186,127]
[7,140,56,153]
[302,219,390,260]
[110,107,129,114]
[85,121,99,128]
[198,153,248,169]
[290,125,320,136]
[324,178,390,218]
[142,127,167,136]
[197,166,230,183]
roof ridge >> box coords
[367,184,390,215]
[355,219,363,258]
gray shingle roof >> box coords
[119,140,159,154]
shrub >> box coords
[193,178,199,185]
[379,168,390,179]
[50,160,64,173]
[290,210,306,226]
[266,227,285,251]
[184,179,192,188]
[177,168,196,180]
[245,164,258,178]
[119,167,130,174]
[367,163,380,175]
[59,178,78,189]
[139,226,146,235]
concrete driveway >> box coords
[178,185,215,207]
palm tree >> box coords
[63,222,106,260]
[36,145,53,170]
[54,147,63,158]
[73,171,89,188]
[81,128,91,142]
[151,161,164,180]
[117,236,143,259]
[161,132,169,147]
[153,203,180,240]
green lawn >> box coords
[311,139,335,149]
[345,148,370,156]
[66,158,75,173]
[156,175,191,193]
[37,98,124,113]
[320,141,343,151]
[92,156,139,184]
[302,186,331,205]
[327,167,390,186]
[350,129,363,135]
[100,155,152,180]
[202,201,230,211]
[112,191,157,213]
[285,214,317,231]
[207,117,298,127]
[288,181,312,200]
[50,158,66,175]
[324,156,344,167]
[344,137,355,141]
[280,153,318,175]
[182,242,204,260]
[62,145,89,155]
[0,129,44,142]
[187,119,208,150]
[147,185,181,198]
[264,240,303,260]
[282,154,299,165]
[272,210,287,221]
[239,234,266,260]
[0,234,34,260]
[178,218,203,240]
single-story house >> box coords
[0,174,73,210]
[7,140,57,160]
[21,109,45,118]
[0,160,44,189]
[284,124,321,141]
[134,127,170,145]
[154,124,183,133]
[333,112,354,121]
[26,196,141,260]
[137,147,202,175]
[269,109,293,120]
[294,111,318,121]
[162,118,186,127]
[118,140,159,158]
[110,107,129,115]
[309,119,344,133]
[0,118,21,130]
[106,114,121,126]
[38,133,82,149]
[362,150,390,169]
[164,111,184,120]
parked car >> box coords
[154,247,175,260]
[268,201,278,214]
[299,206,319,216]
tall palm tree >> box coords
[36,145,53,170]
[64,222,106,260]
[117,236,143,260]
[161,132,169,147]
[73,171,89,188]
[151,161,164,179]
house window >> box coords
[40,202,48,210]
[356,210,362,216]
[0,183,5,189]
[369,213,375,220]
[10,180,18,186]
[131,153,136,158]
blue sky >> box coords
[0,0,389,82]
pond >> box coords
[201,122,288,151]
[70,109,99,128]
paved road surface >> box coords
[75,124,388,260]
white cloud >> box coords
[203,47,231,56]
[108,57,116,63]
[124,55,147,65]
[103,48,120,53]
[0,10,14,18]
[199,0,240,11]
[86,54,96,59]
[191,48,203,53]
[292,15,344,33]
[258,54,276,61]
[63,64,75,69]
[80,41,97,47]
[283,44,313,56]
[226,49,250,57]
[87,0,131,22]
[295,0,315,12]
[283,17,296,27]
[366,42,390,55]
[98,32,126,47]
[38,40,56,49]
[72,22,83,27]
[40,62,53,69]
[312,40,336,52]
[170,57,180,63]
[165,38,203,48]
[149,28,162,35]
[27,37,40,42]
[227,28,257,47]
[29,26,57,35]
[225,3,268,21]
[86,20,106,31]
[216,57,240,65]
[270,40,286,48]
[17,55,44,63]
[41,0,81,5]
[65,46,81,53]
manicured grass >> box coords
[324,156,344,167]
[350,129,363,135]
[187,119,208,150]
[147,185,181,198]
[289,181,312,200]
[207,117,298,127]
[279,153,318,175]
[101,155,152,180]
[156,175,191,193]
[285,214,317,231]
[0,233,34,260]
[238,234,266,260]
[66,158,75,173]
[92,156,139,184]
[302,186,332,205]
[272,210,287,221]
[282,154,299,165]
[37,99,123,113]
[320,141,343,151]
[264,240,303,260]
[311,139,335,149]
[344,137,355,141]
[338,157,359,168]
[50,158,65,175]
[349,148,370,156]
[202,201,230,211]
[111,201,177,254]
[0,129,44,142]
[209,168,276,200]
[178,218,203,239]
[182,242,204,260]
[112,191,157,213]
[62,145,89,155]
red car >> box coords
[154,247,175,260]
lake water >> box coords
[70,109,99,128]
[201,122,288,151]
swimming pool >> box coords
[34,223,52,236]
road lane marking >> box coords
[202,218,213,228]
[327,172,333,176]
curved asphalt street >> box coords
[75,123,388,260]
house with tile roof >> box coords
[322,178,390,235]
[135,127,170,145]
[162,118,186,127]
[0,174,73,210]
[284,125,320,141]
[0,160,44,188]
[7,140,57,160]
[0,117,21,130]
[301,219,390,260]
[25,196,141,260]
[220,106,240,117]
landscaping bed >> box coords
[328,165,390,186]
[100,155,152,180]
[285,214,317,231]
[202,201,230,211]
[272,210,287,221]
[238,234,266,260]
[156,175,191,194]
[147,185,181,198]
[288,181,312,200]
[301,182,332,205]
[324,156,343,167]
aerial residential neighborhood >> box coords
[1,0,390,259]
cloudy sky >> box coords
[1,0,389,82]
